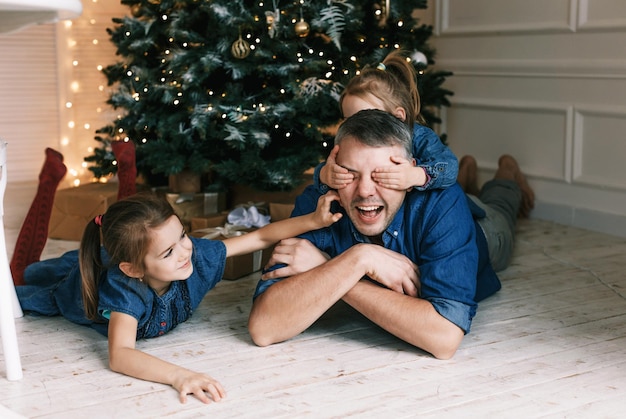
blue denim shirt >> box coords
[254,184,501,334]
[313,124,458,192]
[17,237,226,339]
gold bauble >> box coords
[295,19,310,38]
[231,35,251,59]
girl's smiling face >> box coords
[142,215,193,294]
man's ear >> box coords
[393,107,407,122]
[119,262,143,279]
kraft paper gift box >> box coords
[269,202,294,222]
[190,213,272,280]
[48,182,119,241]
[165,191,226,231]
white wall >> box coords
[0,0,127,188]
[421,0,626,238]
[0,24,60,182]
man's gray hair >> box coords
[335,109,412,159]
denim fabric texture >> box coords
[255,184,501,334]
[17,237,226,339]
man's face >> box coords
[335,136,407,237]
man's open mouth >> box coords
[357,205,383,218]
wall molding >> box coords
[437,0,577,35]
[436,0,626,35]
[573,106,626,192]
[533,200,626,239]
[446,98,573,183]
[578,0,626,31]
[435,58,626,79]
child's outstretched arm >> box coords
[223,191,342,257]
[107,312,226,404]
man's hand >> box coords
[354,244,420,296]
[262,238,330,280]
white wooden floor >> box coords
[1,182,625,418]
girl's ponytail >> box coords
[382,50,425,126]
[79,215,105,321]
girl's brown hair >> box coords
[79,192,176,320]
[340,50,425,127]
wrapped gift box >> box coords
[49,182,119,241]
[190,213,272,280]
[164,191,226,231]
[269,202,294,222]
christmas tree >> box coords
[86,0,452,191]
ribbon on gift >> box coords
[235,201,269,214]
[227,205,270,228]
[194,224,249,239]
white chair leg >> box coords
[0,253,23,381]
[0,141,23,380]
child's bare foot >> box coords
[495,155,535,218]
[458,155,480,196]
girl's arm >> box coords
[223,191,342,257]
[107,311,226,404]
[372,125,459,191]
[410,125,458,190]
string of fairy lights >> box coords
[58,0,129,186]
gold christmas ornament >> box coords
[231,35,251,59]
[295,19,310,37]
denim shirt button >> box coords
[393,231,398,237]
[158,331,164,336]
[160,321,167,327]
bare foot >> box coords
[495,155,535,218]
[458,155,480,196]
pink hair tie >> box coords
[94,214,103,227]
